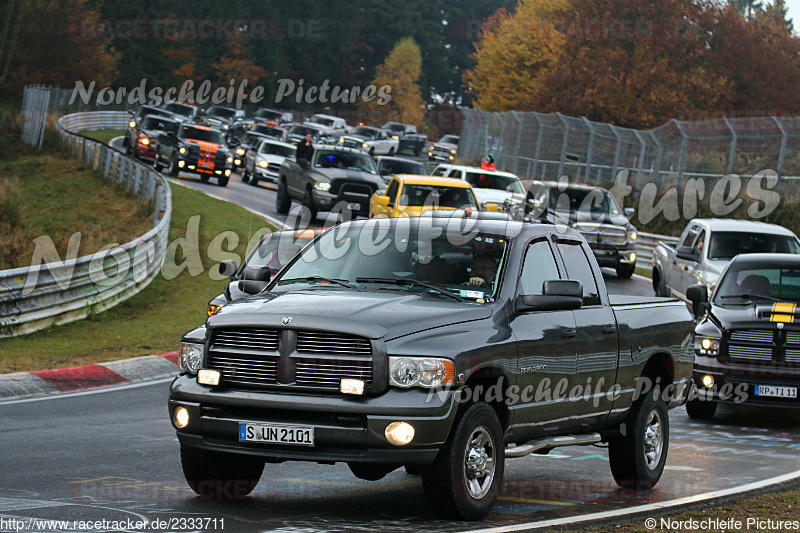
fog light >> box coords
[178,160,185,168]
[174,406,189,428]
[701,374,715,388]
[340,378,365,395]
[629,252,637,263]
[198,369,220,386]
[385,422,415,446]
[225,169,231,176]
[234,159,241,166]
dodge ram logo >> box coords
[282,316,292,326]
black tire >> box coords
[180,445,264,499]
[303,188,318,220]
[153,150,163,171]
[126,139,133,156]
[608,387,669,491]
[388,147,395,156]
[168,155,179,177]
[368,147,375,157]
[276,179,291,214]
[241,167,250,184]
[686,397,717,419]
[199,173,210,182]
[422,402,504,521]
[414,144,422,157]
[654,269,669,297]
[616,262,635,279]
[250,175,259,186]
[218,175,229,187]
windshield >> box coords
[180,126,225,145]
[254,109,283,121]
[708,231,800,260]
[465,172,525,194]
[138,106,169,119]
[383,123,405,132]
[379,159,427,175]
[401,184,478,208]
[207,106,236,119]
[274,222,509,300]
[715,264,800,303]
[253,125,284,137]
[350,127,378,139]
[140,117,177,133]
[547,187,621,215]
[289,125,320,136]
[163,103,193,117]
[259,142,296,157]
[308,116,336,127]
[245,231,316,271]
[440,135,459,144]
[242,133,266,145]
[314,150,378,173]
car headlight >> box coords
[236,148,245,156]
[695,337,720,357]
[392,135,399,140]
[314,182,331,192]
[338,137,345,143]
[258,160,268,168]
[450,149,457,154]
[179,342,203,374]
[389,357,455,388]
[362,143,369,149]
[139,137,150,145]
[222,124,230,130]
[129,120,136,128]
[226,156,233,163]
[179,147,187,154]
[428,145,434,151]
[628,230,638,241]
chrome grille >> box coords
[213,328,279,351]
[295,358,372,388]
[728,345,773,362]
[786,332,800,345]
[341,139,361,149]
[785,349,800,364]
[729,330,774,344]
[297,331,372,356]
[573,224,627,245]
[208,353,279,386]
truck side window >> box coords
[520,240,560,295]
[386,180,400,206]
[556,240,601,306]
[691,230,706,257]
[679,224,701,248]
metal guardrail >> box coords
[636,231,680,271]
[0,111,171,337]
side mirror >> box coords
[241,266,273,282]
[218,260,238,278]
[297,158,310,169]
[238,279,269,295]
[516,279,584,312]
[686,284,709,317]
[624,207,635,217]
[676,246,700,262]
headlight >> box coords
[236,148,245,156]
[222,124,230,129]
[226,156,233,163]
[428,145,434,151]
[392,135,399,140]
[179,147,187,154]
[139,137,150,145]
[129,120,136,128]
[695,337,720,357]
[179,342,203,374]
[314,182,331,191]
[450,149,457,154]
[338,137,345,143]
[258,160,268,168]
[362,143,369,149]
[389,357,455,388]
[628,230,638,241]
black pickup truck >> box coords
[169,217,693,520]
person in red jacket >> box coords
[481,153,496,171]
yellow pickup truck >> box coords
[369,175,479,218]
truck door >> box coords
[510,237,579,437]
[554,238,619,428]
[667,223,700,293]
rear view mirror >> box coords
[624,207,635,216]
[297,158,310,169]
[516,279,584,312]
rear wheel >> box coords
[180,446,264,499]
[422,402,504,521]
[686,397,717,419]
[654,269,669,297]
[608,387,668,490]
[303,188,318,220]
[616,262,635,279]
[276,179,291,214]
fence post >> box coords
[773,116,787,179]
[611,125,622,181]
[556,112,569,179]
[674,119,688,190]
[652,132,663,187]
[582,117,595,184]
[532,113,544,179]
[723,117,737,175]
[633,130,647,191]
[511,112,523,174]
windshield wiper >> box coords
[719,293,784,303]
[355,277,467,302]
[278,276,354,288]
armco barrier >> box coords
[0,111,171,337]
[636,231,680,271]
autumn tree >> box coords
[363,37,424,125]
[160,14,200,87]
[0,0,117,95]
[212,36,267,88]
[464,0,566,112]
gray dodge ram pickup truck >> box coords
[169,217,693,520]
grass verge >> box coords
[0,133,275,372]
[78,128,126,145]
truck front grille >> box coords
[728,345,773,363]
[207,328,373,391]
[573,224,627,245]
[729,329,774,344]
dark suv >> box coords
[154,124,233,186]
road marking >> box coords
[498,496,574,506]
[462,469,800,532]
[0,378,173,405]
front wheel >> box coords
[303,188,318,220]
[167,155,179,177]
[422,402,504,521]
[616,262,635,279]
[218,175,229,187]
[388,147,395,156]
[180,446,264,499]
[241,167,250,184]
[608,387,669,490]
[153,150,163,171]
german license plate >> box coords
[347,202,361,211]
[239,423,314,446]
[754,385,797,398]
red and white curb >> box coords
[0,351,179,401]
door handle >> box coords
[602,324,616,335]
[561,327,577,339]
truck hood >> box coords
[208,289,492,340]
[312,168,384,187]
[545,209,630,228]
[709,301,799,331]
